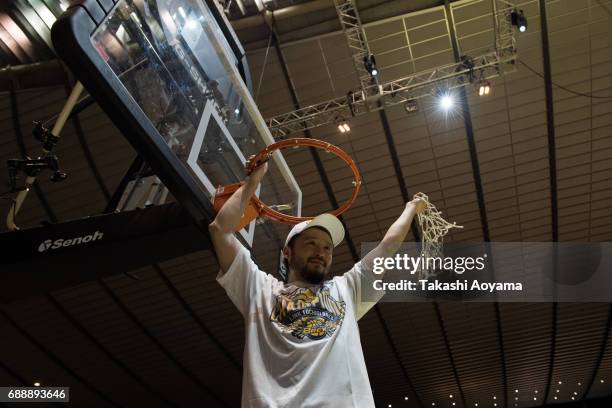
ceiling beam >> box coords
[538,0,559,403]
[583,303,612,399]
[442,3,508,407]
[376,109,420,242]
[539,0,558,242]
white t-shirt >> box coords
[217,245,384,408]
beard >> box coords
[296,258,329,285]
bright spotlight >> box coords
[478,81,491,96]
[440,94,454,110]
[337,121,350,133]
[363,55,378,78]
[511,10,527,32]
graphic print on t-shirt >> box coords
[270,284,346,340]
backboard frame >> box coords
[51,0,287,239]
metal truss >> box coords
[266,0,518,138]
[493,0,518,63]
[266,50,517,138]
[333,0,372,90]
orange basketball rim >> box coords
[212,138,362,229]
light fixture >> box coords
[515,389,519,393]
[578,382,582,386]
[439,93,454,111]
[478,80,491,96]
[363,54,378,77]
[388,404,392,407]
[404,99,418,113]
[33,382,40,387]
[404,397,409,400]
[554,396,558,400]
[559,381,563,385]
[449,394,453,398]
[337,120,350,133]
[59,1,68,11]
[511,9,527,32]
[601,379,605,383]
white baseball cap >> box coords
[284,213,345,248]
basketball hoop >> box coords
[213,138,361,229]
[414,192,463,278]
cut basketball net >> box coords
[414,192,463,278]
[213,138,361,229]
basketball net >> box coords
[414,192,463,279]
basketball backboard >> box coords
[52,0,301,247]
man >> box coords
[209,160,426,407]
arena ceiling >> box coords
[1,0,612,407]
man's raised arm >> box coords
[361,194,426,274]
[208,162,268,275]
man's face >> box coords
[286,227,334,285]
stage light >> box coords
[363,54,378,77]
[478,81,491,96]
[404,99,418,113]
[511,10,527,32]
[337,121,350,133]
[440,94,454,110]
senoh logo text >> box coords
[38,231,104,253]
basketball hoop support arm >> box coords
[6,81,84,230]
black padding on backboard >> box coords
[96,0,114,13]
[72,0,105,25]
